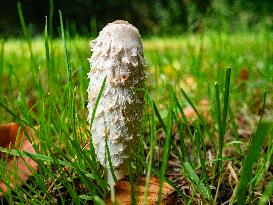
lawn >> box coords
[0,29,272,204]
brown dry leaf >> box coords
[0,123,38,195]
[106,176,177,205]
[179,98,211,124]
[183,106,198,120]
[239,67,249,80]
[178,106,197,125]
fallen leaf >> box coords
[239,67,249,80]
[0,123,38,196]
[179,98,211,124]
[107,176,177,205]
[183,106,198,120]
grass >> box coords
[0,13,272,204]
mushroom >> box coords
[87,20,146,186]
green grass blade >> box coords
[59,10,76,140]
[194,121,212,200]
[152,99,185,165]
[157,97,173,204]
[59,10,72,88]
[221,68,231,133]
[215,82,224,172]
[235,121,272,204]
[0,100,33,127]
[183,161,212,200]
[173,113,191,162]
[128,160,137,205]
[180,88,216,149]
[257,90,267,127]
[258,180,273,205]
[172,89,196,164]
[143,95,157,205]
[93,196,107,205]
[228,106,243,156]
[105,138,117,184]
[0,146,72,167]
[49,0,54,37]
[89,77,107,129]
[17,2,35,63]
[44,16,51,91]
[251,131,273,186]
[152,100,167,131]
[233,90,270,204]
[17,1,41,94]
[180,88,206,126]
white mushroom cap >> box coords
[88,20,146,86]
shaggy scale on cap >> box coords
[87,20,146,186]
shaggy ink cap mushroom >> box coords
[87,20,146,186]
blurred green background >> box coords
[0,0,272,37]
